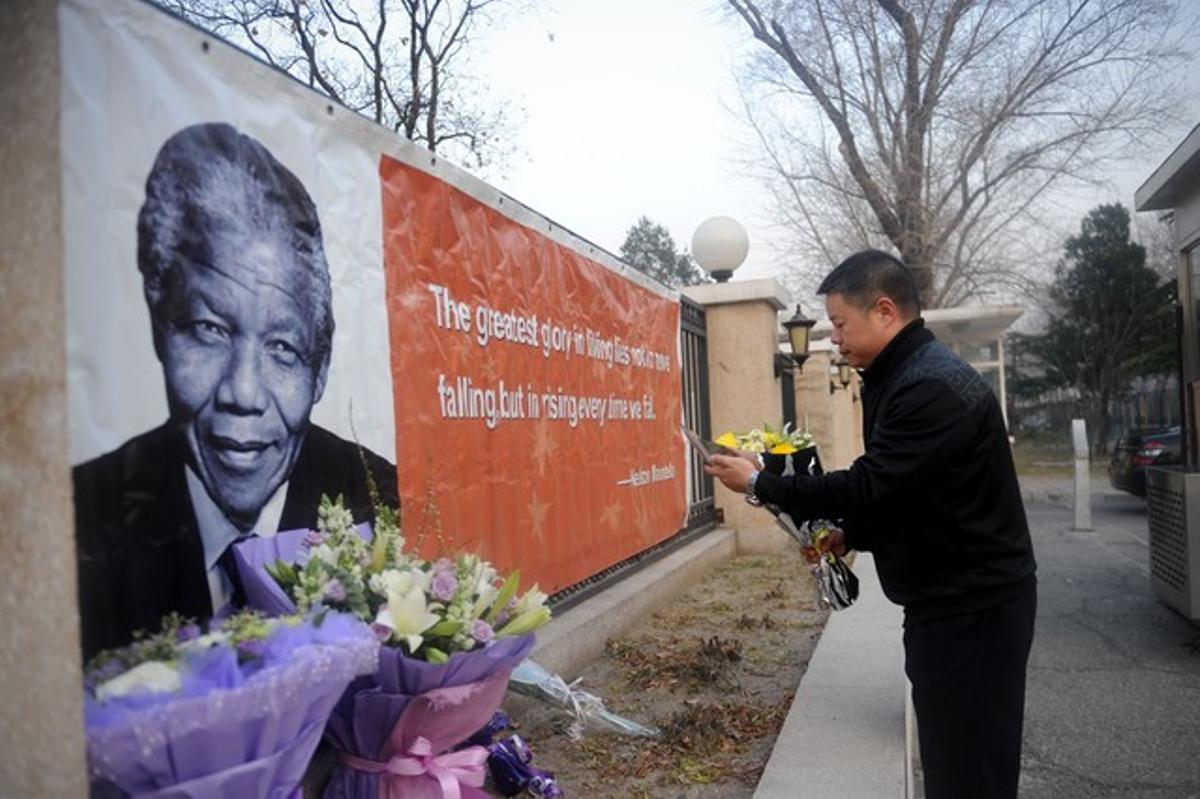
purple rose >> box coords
[432,571,458,602]
[237,639,267,660]
[324,579,347,602]
[303,530,327,548]
[370,622,393,643]
[494,597,517,628]
[471,620,494,644]
[176,623,202,643]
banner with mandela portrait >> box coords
[60,0,685,657]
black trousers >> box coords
[904,587,1037,799]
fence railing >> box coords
[681,295,716,530]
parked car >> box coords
[1108,426,1183,497]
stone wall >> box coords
[0,2,89,795]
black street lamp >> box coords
[782,304,817,371]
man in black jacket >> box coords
[707,250,1036,799]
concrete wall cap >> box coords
[683,278,791,310]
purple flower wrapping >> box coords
[85,614,379,797]
[323,634,536,799]
[233,525,372,616]
[234,526,538,798]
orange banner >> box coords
[380,156,686,593]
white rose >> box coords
[179,630,230,653]
[96,661,182,702]
[375,569,419,598]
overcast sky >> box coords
[474,1,1200,294]
[475,1,778,278]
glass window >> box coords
[979,365,999,396]
[1191,249,1200,373]
[960,340,998,364]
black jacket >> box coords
[73,423,399,660]
[754,320,1035,620]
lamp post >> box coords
[782,304,816,372]
[691,216,749,283]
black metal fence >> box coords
[681,296,717,531]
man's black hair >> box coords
[817,249,921,318]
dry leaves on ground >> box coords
[507,553,830,797]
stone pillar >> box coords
[0,2,89,795]
[793,349,865,471]
[796,349,836,458]
[683,279,790,531]
[829,367,864,469]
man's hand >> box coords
[726,448,763,470]
[705,453,758,493]
[802,528,848,564]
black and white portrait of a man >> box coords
[73,123,398,660]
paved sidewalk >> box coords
[1020,488,1200,798]
[751,476,1200,798]
[753,552,908,799]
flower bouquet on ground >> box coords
[84,610,378,798]
[508,659,660,740]
[233,488,548,798]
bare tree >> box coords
[156,0,522,171]
[727,0,1187,308]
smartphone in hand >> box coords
[682,427,724,464]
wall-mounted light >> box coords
[782,304,816,372]
[829,358,853,393]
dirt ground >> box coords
[506,552,831,798]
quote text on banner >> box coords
[380,156,686,593]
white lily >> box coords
[377,582,440,653]
[513,584,549,617]
[472,584,500,618]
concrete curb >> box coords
[753,552,909,798]
[528,527,738,679]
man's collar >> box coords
[185,466,288,571]
[862,318,933,386]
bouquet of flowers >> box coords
[771,513,859,611]
[716,422,820,477]
[716,424,855,610]
[84,610,377,797]
[715,422,814,455]
[233,489,547,798]
[508,659,660,739]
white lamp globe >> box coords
[691,216,750,283]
